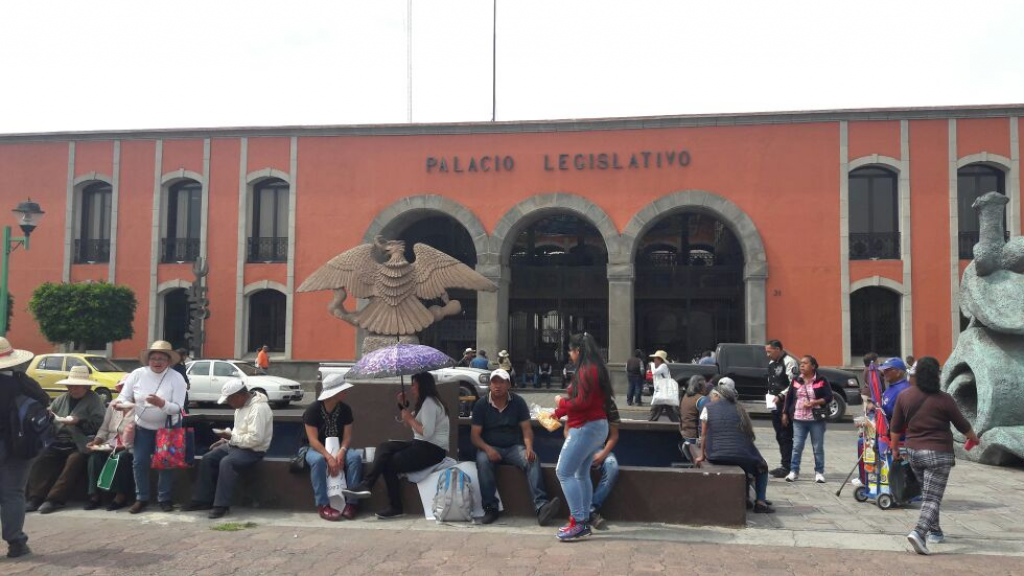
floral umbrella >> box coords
[346,343,456,409]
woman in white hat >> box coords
[648,350,680,422]
[25,365,106,515]
[112,340,188,514]
[498,350,515,388]
[0,337,49,558]
[302,374,363,521]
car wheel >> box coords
[826,393,847,422]
[95,387,113,405]
[853,486,869,503]
[458,384,478,418]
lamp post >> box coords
[0,199,45,337]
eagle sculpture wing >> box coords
[297,243,378,297]
[413,243,498,299]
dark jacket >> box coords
[766,353,798,396]
[704,401,765,470]
[782,374,834,419]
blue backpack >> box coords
[10,393,53,459]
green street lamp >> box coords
[0,199,45,337]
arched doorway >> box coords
[162,288,189,350]
[634,212,744,361]
[508,214,608,375]
[396,215,478,360]
[248,289,286,353]
[850,286,900,357]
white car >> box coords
[186,360,304,408]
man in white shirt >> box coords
[186,379,273,519]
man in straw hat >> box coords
[0,337,48,558]
[112,340,188,514]
[25,365,105,515]
[186,378,273,519]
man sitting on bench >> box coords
[187,379,273,518]
[471,369,560,526]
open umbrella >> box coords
[346,343,456,410]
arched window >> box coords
[75,182,112,263]
[849,167,899,260]
[162,180,202,263]
[850,286,900,357]
[162,288,190,350]
[958,164,1006,259]
[248,178,289,262]
[248,289,286,352]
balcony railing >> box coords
[73,239,110,264]
[160,237,201,263]
[247,236,288,263]
[959,230,1011,259]
[849,232,900,260]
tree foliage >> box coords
[29,282,137,347]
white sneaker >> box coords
[907,530,930,555]
[814,473,826,483]
[927,532,945,544]
[785,471,798,482]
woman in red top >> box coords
[552,333,610,541]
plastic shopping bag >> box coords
[324,437,348,510]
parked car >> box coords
[26,353,128,404]
[317,363,491,417]
[665,343,862,422]
[186,360,304,408]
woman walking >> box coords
[343,372,449,519]
[782,355,832,483]
[890,356,980,555]
[647,351,679,422]
[552,333,611,541]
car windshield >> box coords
[85,357,124,373]
[232,363,259,376]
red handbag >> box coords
[645,369,653,383]
[151,415,195,470]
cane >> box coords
[835,453,864,497]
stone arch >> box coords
[623,190,768,345]
[73,172,114,187]
[362,194,488,257]
[957,152,1012,172]
[239,281,290,358]
[243,280,289,296]
[849,155,901,173]
[623,190,767,279]
[489,193,621,267]
[155,280,191,351]
[161,169,205,186]
[157,279,191,295]
[850,275,905,294]
[246,168,292,185]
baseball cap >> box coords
[217,378,247,404]
[489,368,511,382]
[717,377,736,392]
[879,357,907,372]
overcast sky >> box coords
[1,0,1022,134]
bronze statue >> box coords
[298,236,497,336]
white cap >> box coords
[489,368,511,383]
[318,373,354,401]
[217,378,247,404]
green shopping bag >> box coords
[97,451,121,491]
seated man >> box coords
[26,366,105,514]
[522,359,538,389]
[538,362,553,389]
[588,396,620,531]
[472,369,560,525]
[303,374,363,521]
[186,379,273,518]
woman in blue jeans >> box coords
[782,355,833,483]
[302,374,363,521]
[552,333,611,542]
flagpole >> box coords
[407,0,413,123]
[491,0,496,122]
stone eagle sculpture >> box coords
[298,236,497,335]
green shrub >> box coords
[29,282,137,348]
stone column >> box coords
[607,263,634,396]
[476,263,510,362]
[745,274,767,345]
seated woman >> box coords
[85,378,136,511]
[344,372,450,519]
[696,385,775,513]
[679,375,707,464]
[303,374,363,521]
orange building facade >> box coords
[1,105,1021,370]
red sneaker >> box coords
[318,505,341,521]
[341,503,357,520]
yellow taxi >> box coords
[26,353,129,404]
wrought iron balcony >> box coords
[849,232,900,260]
[160,237,201,263]
[247,236,288,263]
[73,239,110,264]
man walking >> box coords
[765,340,798,478]
[255,345,270,374]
